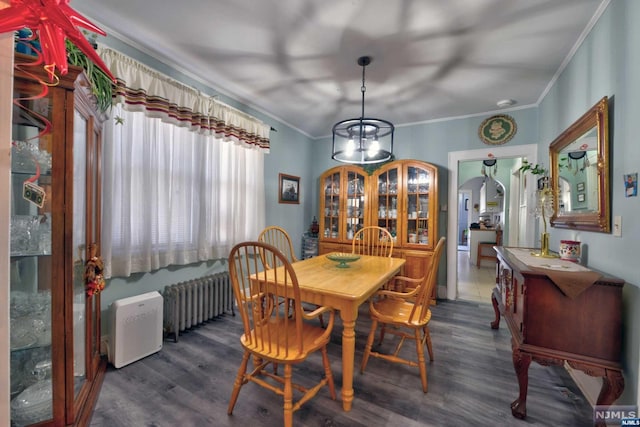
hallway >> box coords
[456,248,495,303]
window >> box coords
[101,105,265,278]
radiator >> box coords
[163,272,234,342]
[109,291,164,368]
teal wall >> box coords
[537,0,640,405]
[96,0,639,406]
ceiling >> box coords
[74,0,607,139]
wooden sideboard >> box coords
[490,247,624,425]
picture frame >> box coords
[577,182,585,192]
[577,193,585,202]
[624,173,638,198]
[279,173,300,204]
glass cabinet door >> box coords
[344,170,366,241]
[374,165,400,244]
[10,82,55,426]
[72,109,87,398]
[71,74,106,409]
[321,171,341,240]
[405,163,434,248]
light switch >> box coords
[613,215,622,237]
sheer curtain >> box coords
[99,48,268,278]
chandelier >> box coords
[331,56,394,164]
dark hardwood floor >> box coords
[89,300,594,427]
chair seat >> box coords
[372,298,431,327]
[241,320,330,363]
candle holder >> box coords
[532,232,558,258]
[531,186,559,258]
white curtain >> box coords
[102,105,265,278]
[98,47,268,278]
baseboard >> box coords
[565,362,601,407]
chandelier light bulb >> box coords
[368,139,379,158]
[346,138,355,156]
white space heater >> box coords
[109,291,163,368]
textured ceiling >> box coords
[74,0,607,138]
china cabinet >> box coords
[10,53,106,426]
[318,160,439,301]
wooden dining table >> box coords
[258,253,406,411]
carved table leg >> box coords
[591,370,625,427]
[510,343,532,420]
[597,369,625,406]
[490,291,500,329]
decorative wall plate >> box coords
[478,114,517,145]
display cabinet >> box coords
[318,160,439,301]
[10,53,106,426]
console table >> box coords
[491,247,625,424]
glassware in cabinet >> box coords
[374,166,399,243]
[10,80,56,426]
[345,170,366,240]
[405,164,434,247]
[321,171,341,239]
[319,166,369,246]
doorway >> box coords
[457,173,506,302]
[446,144,538,301]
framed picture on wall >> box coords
[624,173,637,197]
[577,193,585,202]
[279,173,300,204]
[577,182,585,192]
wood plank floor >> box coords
[90,300,595,427]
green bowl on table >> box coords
[326,253,361,268]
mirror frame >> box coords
[549,96,610,233]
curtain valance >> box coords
[98,46,270,151]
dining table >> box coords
[257,252,406,411]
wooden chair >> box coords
[352,226,394,257]
[258,225,298,266]
[258,226,325,326]
[476,229,503,267]
[360,236,445,393]
[227,241,336,427]
[351,225,395,290]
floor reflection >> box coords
[457,248,495,303]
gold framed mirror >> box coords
[549,96,610,232]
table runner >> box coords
[505,248,602,298]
